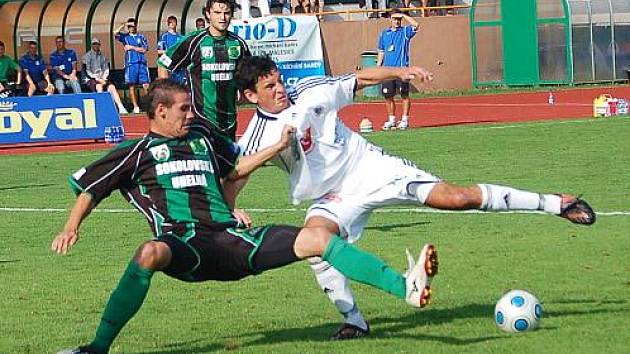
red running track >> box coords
[2,86,628,155]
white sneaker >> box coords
[382,120,396,131]
[404,244,438,308]
[397,120,409,130]
[133,106,140,114]
[118,106,128,115]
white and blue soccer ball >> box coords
[494,289,542,333]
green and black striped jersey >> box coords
[158,30,250,140]
[69,131,240,239]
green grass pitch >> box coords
[1,117,629,353]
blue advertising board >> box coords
[0,93,121,145]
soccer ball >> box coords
[494,289,542,333]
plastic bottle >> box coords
[548,91,555,105]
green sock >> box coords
[322,235,406,299]
[89,260,154,353]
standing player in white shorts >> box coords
[234,55,596,340]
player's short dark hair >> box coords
[127,17,137,25]
[145,79,189,120]
[0,41,4,48]
[27,40,37,47]
[167,15,178,23]
[235,55,278,92]
[204,0,236,15]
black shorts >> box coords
[158,225,301,282]
[381,79,410,98]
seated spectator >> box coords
[19,41,54,96]
[0,40,22,96]
[240,0,271,19]
[50,36,82,94]
[195,17,207,30]
[82,38,128,114]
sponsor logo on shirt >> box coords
[155,159,214,176]
[227,45,241,59]
[149,144,170,162]
[189,138,208,155]
[201,46,214,58]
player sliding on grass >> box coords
[235,55,596,340]
[52,79,438,354]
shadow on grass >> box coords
[0,183,55,191]
[143,303,502,353]
[365,221,431,232]
[140,299,630,353]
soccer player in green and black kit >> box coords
[158,0,249,141]
[53,79,438,354]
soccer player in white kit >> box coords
[235,55,596,340]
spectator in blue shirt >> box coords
[157,16,186,84]
[115,18,150,113]
[50,36,82,94]
[19,41,54,96]
[377,8,419,131]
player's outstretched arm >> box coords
[355,66,433,90]
[228,124,295,181]
[51,193,95,255]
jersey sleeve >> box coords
[157,33,195,71]
[210,133,240,179]
[140,35,149,50]
[115,32,126,45]
[292,75,356,112]
[68,143,140,204]
[405,25,417,39]
[377,31,385,51]
[157,33,166,51]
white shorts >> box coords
[305,146,441,243]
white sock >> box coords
[388,115,396,123]
[478,184,561,214]
[401,115,409,122]
[309,257,368,329]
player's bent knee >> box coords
[134,241,172,271]
[294,227,332,259]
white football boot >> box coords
[382,120,396,131]
[404,244,438,308]
[396,120,409,130]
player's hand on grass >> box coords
[233,208,252,228]
[51,228,80,255]
[402,66,433,83]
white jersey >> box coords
[238,74,371,204]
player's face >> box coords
[0,45,5,57]
[390,15,403,28]
[156,92,194,138]
[168,19,177,31]
[27,44,37,56]
[250,70,289,114]
[128,23,137,34]
[55,38,65,51]
[205,3,232,35]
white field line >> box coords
[362,101,593,107]
[0,207,628,216]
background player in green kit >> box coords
[53,79,438,354]
[158,0,250,141]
